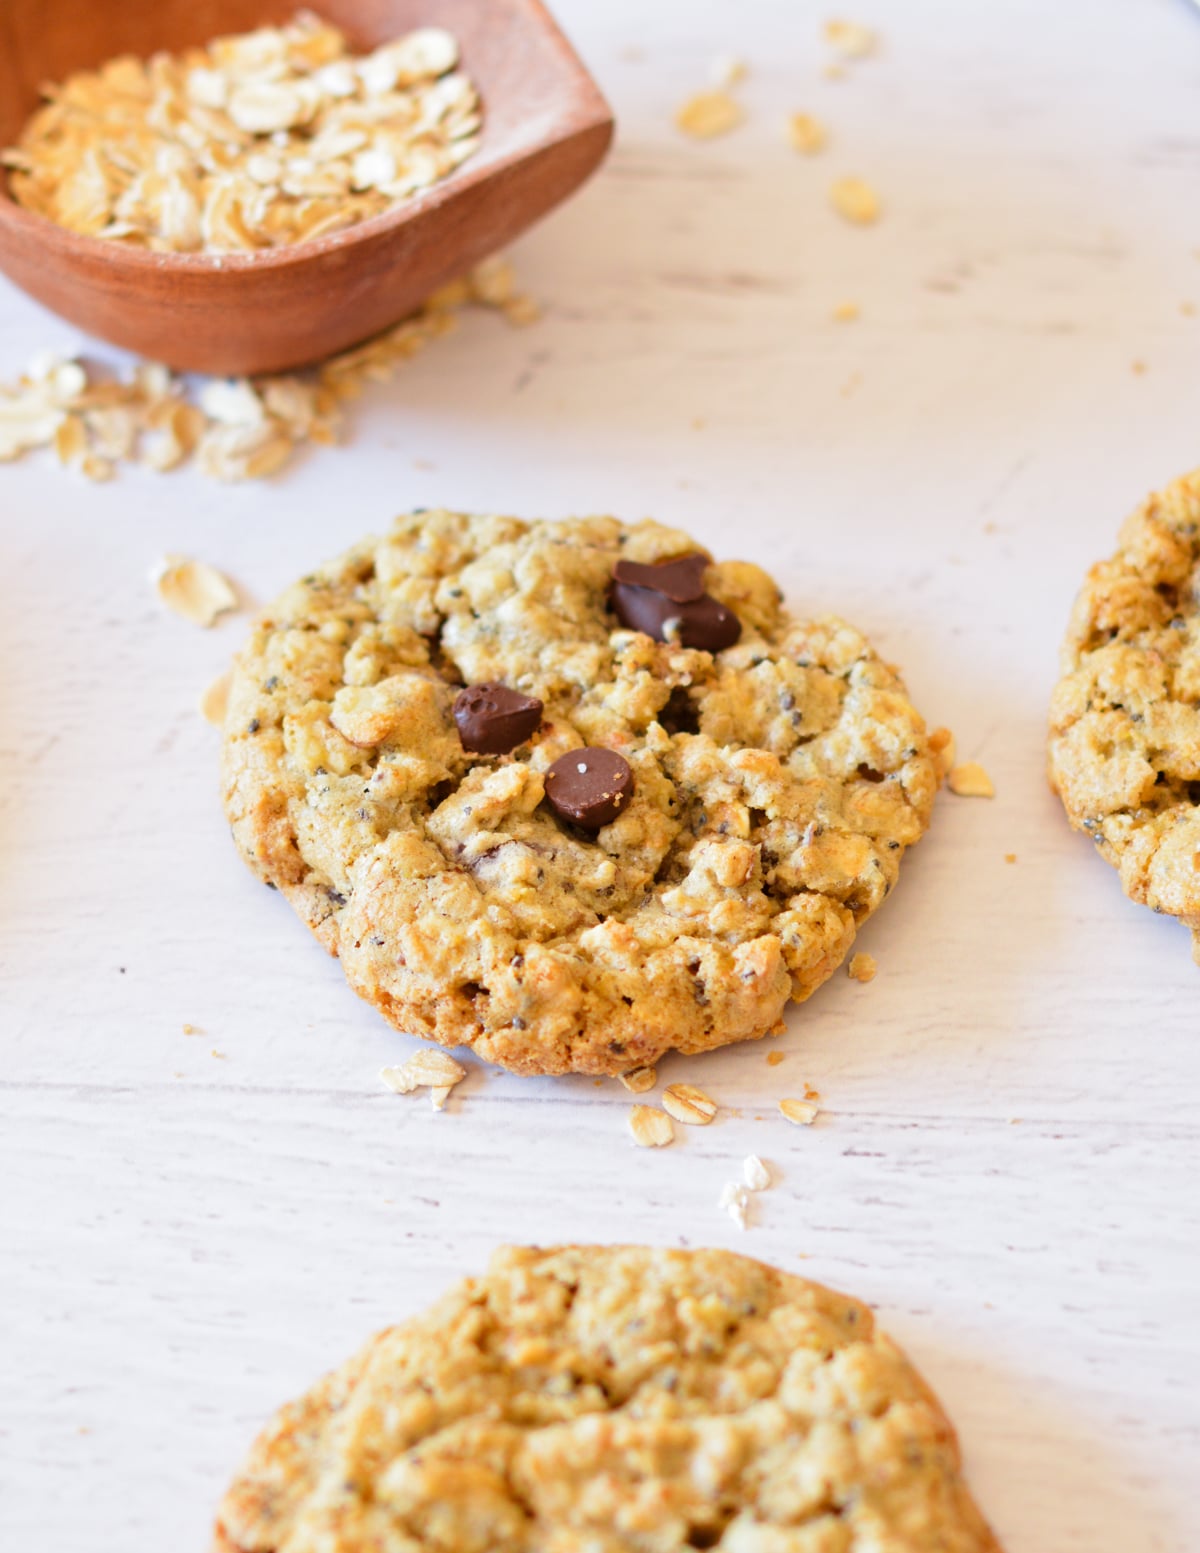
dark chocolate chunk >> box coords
[610,553,741,652]
[544,747,634,830]
[612,553,708,602]
[453,682,543,754]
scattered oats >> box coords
[629,1104,674,1148]
[1005,852,1017,864]
[780,1097,820,1126]
[429,1085,453,1111]
[181,1023,196,1035]
[0,259,534,482]
[4,13,481,254]
[947,761,995,798]
[824,19,877,58]
[619,1065,658,1094]
[199,669,232,726]
[743,1154,771,1191]
[710,54,748,88]
[675,90,743,140]
[662,1083,718,1126]
[766,1050,786,1067]
[718,1180,751,1229]
[929,726,956,779]
[830,176,880,225]
[787,112,826,154]
[832,301,860,322]
[154,554,238,627]
[847,952,876,983]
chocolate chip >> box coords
[612,554,708,602]
[453,682,543,754]
[610,553,741,652]
[544,747,634,829]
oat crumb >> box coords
[832,301,860,322]
[847,952,876,983]
[766,1050,786,1067]
[619,1065,657,1094]
[154,555,238,628]
[947,761,995,798]
[824,19,877,58]
[1004,852,1017,864]
[199,670,232,726]
[780,1097,819,1126]
[718,1181,751,1229]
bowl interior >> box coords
[0,0,590,191]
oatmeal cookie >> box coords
[1049,468,1200,962]
[222,512,936,1074]
[212,1245,1003,1553]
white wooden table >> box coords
[3,2,1199,1548]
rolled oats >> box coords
[629,1105,674,1148]
[743,1154,771,1191]
[200,670,233,726]
[154,554,238,627]
[661,1083,718,1125]
[4,13,481,254]
[830,176,880,225]
[787,113,826,154]
[675,90,743,140]
[618,1066,658,1094]
[779,1097,820,1126]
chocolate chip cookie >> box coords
[222,511,937,1074]
[1049,468,1200,962]
[212,1245,1003,1553]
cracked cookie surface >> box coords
[1049,468,1200,962]
[212,1245,1003,1553]
[222,512,936,1074]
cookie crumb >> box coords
[787,112,826,154]
[824,19,877,58]
[629,1105,674,1148]
[154,555,238,627]
[829,176,880,225]
[1132,360,1147,375]
[928,726,956,778]
[718,1180,751,1229]
[847,952,876,983]
[1004,852,1017,864]
[619,1065,657,1093]
[832,301,860,322]
[1182,302,1196,317]
[181,1023,197,1035]
[675,89,743,139]
[199,670,232,726]
[662,1083,718,1125]
[766,1050,786,1067]
[947,761,995,798]
[743,1154,771,1191]
[780,1097,819,1126]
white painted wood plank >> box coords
[2,1,1199,1549]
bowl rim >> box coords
[0,0,613,276]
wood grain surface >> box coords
[2,1,1198,1549]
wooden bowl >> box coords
[0,0,613,375]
